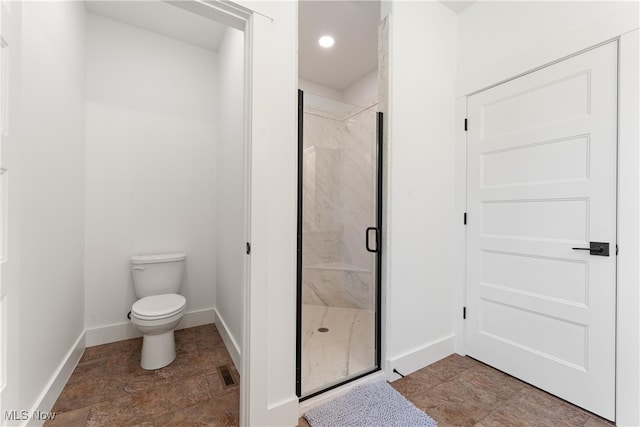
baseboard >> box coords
[179,308,216,330]
[26,331,85,426]
[85,308,216,347]
[213,308,241,371]
[387,334,455,381]
[267,395,300,427]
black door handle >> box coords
[366,227,379,253]
[572,242,609,256]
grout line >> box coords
[474,387,529,426]
[83,405,94,427]
[462,357,529,425]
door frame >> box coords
[167,1,255,424]
[454,34,640,424]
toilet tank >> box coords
[131,253,186,298]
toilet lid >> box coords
[132,294,186,319]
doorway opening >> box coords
[296,91,383,399]
[82,0,252,423]
[296,0,383,400]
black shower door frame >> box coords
[295,89,383,400]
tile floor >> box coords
[49,326,613,427]
[46,324,239,426]
[299,354,614,427]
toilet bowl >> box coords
[130,253,187,370]
[131,293,186,369]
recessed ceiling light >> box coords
[318,35,335,48]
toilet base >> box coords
[140,330,176,370]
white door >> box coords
[466,42,617,420]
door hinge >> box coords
[464,118,468,131]
[463,212,467,225]
[246,242,251,255]
[463,307,467,319]
[616,244,619,255]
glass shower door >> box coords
[296,90,382,399]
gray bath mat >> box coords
[303,381,437,427]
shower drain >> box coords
[317,327,329,333]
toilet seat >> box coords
[132,294,186,320]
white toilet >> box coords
[130,252,187,370]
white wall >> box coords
[457,1,639,95]
[298,79,344,103]
[300,69,378,107]
[384,1,458,376]
[343,69,378,107]
[16,0,86,420]
[84,13,218,340]
[216,26,244,368]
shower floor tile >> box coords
[301,304,375,396]
[46,324,239,427]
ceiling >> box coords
[298,1,380,92]
[85,0,476,93]
[298,0,476,93]
[85,0,380,92]
[84,1,227,51]
[441,1,476,14]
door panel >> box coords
[481,199,588,240]
[481,70,590,139]
[466,42,617,420]
[481,135,590,186]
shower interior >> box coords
[299,92,380,397]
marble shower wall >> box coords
[302,93,377,310]
[342,108,377,269]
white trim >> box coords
[388,334,455,380]
[26,332,85,427]
[379,13,391,383]
[242,3,300,424]
[178,308,216,329]
[170,1,253,425]
[245,9,270,423]
[167,0,250,31]
[616,28,640,427]
[267,396,299,426]
[241,9,253,427]
[453,96,467,354]
[213,308,241,371]
[464,37,621,98]
[84,308,215,347]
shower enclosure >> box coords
[296,90,382,399]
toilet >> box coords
[130,252,187,370]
